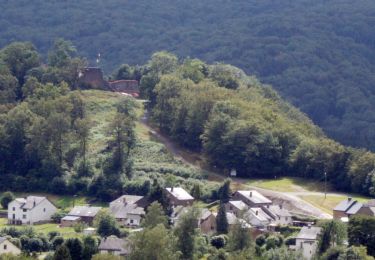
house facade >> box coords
[66,206,102,225]
[8,196,57,225]
[0,237,21,256]
[263,205,293,226]
[295,226,322,260]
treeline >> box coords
[1,0,375,150]
[139,52,375,197]
[0,41,136,199]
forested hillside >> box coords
[1,0,375,150]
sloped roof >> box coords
[333,198,358,212]
[110,195,145,207]
[228,201,248,211]
[61,216,81,221]
[265,205,292,218]
[0,237,7,244]
[226,212,238,225]
[296,226,322,240]
[110,203,145,219]
[236,190,272,204]
[346,202,363,215]
[166,187,194,201]
[247,207,272,223]
[68,206,102,218]
[98,236,130,255]
[12,196,48,210]
[199,208,213,221]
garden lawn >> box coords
[0,218,82,238]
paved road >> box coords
[140,112,332,219]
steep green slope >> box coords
[1,0,375,149]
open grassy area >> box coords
[301,194,370,214]
[247,177,334,193]
[0,218,82,238]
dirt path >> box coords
[140,112,332,219]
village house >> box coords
[225,200,248,217]
[60,216,81,227]
[232,190,272,207]
[333,197,363,220]
[294,225,322,260]
[263,204,293,226]
[109,195,147,227]
[355,200,375,217]
[244,207,272,229]
[165,187,194,206]
[0,237,21,256]
[66,206,102,225]
[98,236,130,257]
[8,196,57,225]
[198,208,216,234]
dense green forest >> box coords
[1,0,375,151]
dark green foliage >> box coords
[210,235,227,249]
[348,216,375,257]
[217,180,231,203]
[0,191,14,208]
[318,220,347,254]
[142,202,168,228]
[65,238,83,260]
[53,245,72,260]
[94,210,121,237]
[82,236,98,260]
[216,203,228,234]
[2,0,375,150]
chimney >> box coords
[256,210,258,216]
[123,197,127,205]
[348,197,352,201]
[308,224,311,229]
[279,204,282,209]
[250,192,252,197]
[171,187,174,192]
[33,200,36,207]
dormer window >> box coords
[23,209,27,212]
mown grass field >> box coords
[247,177,333,193]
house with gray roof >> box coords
[295,225,322,259]
[225,201,248,217]
[98,236,130,256]
[244,207,273,229]
[165,187,194,206]
[232,190,272,207]
[8,196,57,225]
[263,205,293,226]
[67,206,102,225]
[333,197,362,220]
[109,195,147,227]
[353,199,375,217]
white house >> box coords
[8,196,57,225]
[0,237,21,256]
[244,207,272,229]
[295,226,322,259]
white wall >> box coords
[296,238,318,260]
[8,199,57,225]
[0,240,21,255]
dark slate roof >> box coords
[98,236,130,255]
[296,226,322,240]
[110,203,145,219]
[333,198,358,212]
[68,206,102,218]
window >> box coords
[4,244,7,250]
[130,219,134,224]
[23,209,27,212]
[43,208,46,212]
[12,207,15,211]
[22,214,26,219]
[285,217,288,221]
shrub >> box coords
[210,235,227,249]
[0,191,15,209]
